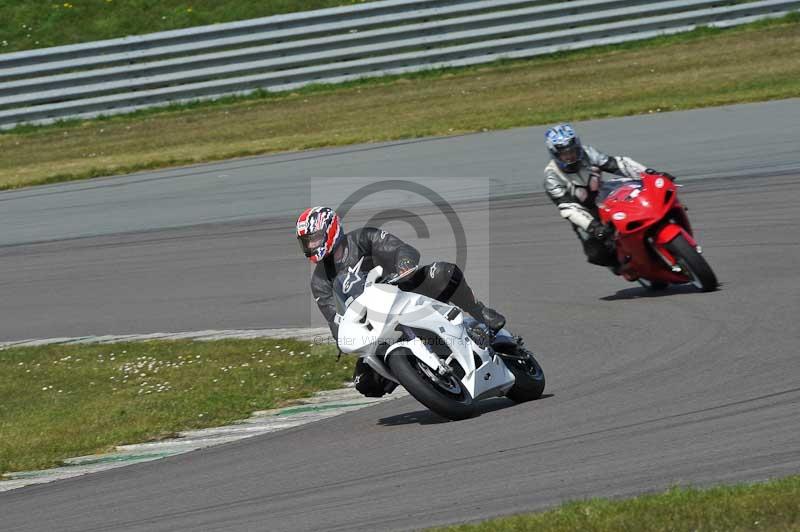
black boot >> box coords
[468,301,506,333]
[353,359,397,398]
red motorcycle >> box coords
[597,171,717,292]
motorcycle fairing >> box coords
[386,301,516,400]
[599,173,696,283]
[337,269,515,400]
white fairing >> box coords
[337,267,516,401]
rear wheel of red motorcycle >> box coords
[666,235,718,292]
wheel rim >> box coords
[516,358,543,380]
[412,358,466,399]
[509,350,543,380]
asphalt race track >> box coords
[2,99,799,340]
[1,100,799,530]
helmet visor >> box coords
[298,229,327,257]
[557,146,580,165]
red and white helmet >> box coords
[296,206,343,263]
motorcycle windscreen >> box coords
[597,178,643,205]
[333,269,367,316]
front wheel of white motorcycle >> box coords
[387,349,475,421]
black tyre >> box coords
[499,346,546,403]
[387,348,476,421]
[665,234,718,292]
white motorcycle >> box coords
[334,263,545,420]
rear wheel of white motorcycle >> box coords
[387,348,476,421]
[665,234,718,292]
[500,347,546,403]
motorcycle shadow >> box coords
[601,283,705,301]
[377,394,554,426]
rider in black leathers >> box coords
[296,206,505,397]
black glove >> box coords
[587,219,611,240]
[646,168,676,181]
[396,256,418,275]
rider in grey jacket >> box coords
[542,123,657,271]
[296,206,505,397]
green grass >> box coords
[0,0,370,53]
[1,14,799,190]
[432,477,800,532]
[0,339,352,475]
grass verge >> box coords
[0,338,351,475]
[432,477,800,532]
[1,15,799,191]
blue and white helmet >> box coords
[545,123,583,172]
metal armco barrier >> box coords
[0,0,797,128]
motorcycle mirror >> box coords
[366,266,383,284]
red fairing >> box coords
[597,172,699,284]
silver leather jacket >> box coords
[543,145,647,232]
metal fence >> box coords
[0,0,797,129]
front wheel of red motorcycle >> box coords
[666,235,718,292]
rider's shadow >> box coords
[601,284,718,301]
[377,395,554,426]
